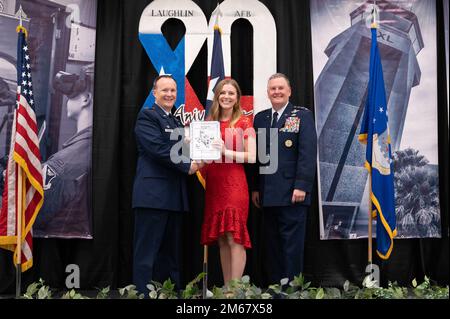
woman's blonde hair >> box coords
[207,78,242,127]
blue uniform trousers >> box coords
[133,208,183,295]
[262,205,308,285]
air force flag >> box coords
[359,27,397,260]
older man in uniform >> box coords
[252,73,317,285]
[33,64,94,239]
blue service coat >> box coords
[253,102,317,207]
[132,104,191,212]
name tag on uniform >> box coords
[165,128,174,133]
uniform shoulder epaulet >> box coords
[147,107,159,116]
[257,108,271,117]
[141,107,157,118]
[293,105,310,111]
[141,106,152,112]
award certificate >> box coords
[189,121,221,160]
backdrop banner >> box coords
[0,0,97,239]
[311,0,441,240]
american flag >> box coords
[0,27,44,272]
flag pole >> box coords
[19,6,23,26]
[202,245,208,299]
[201,2,222,299]
[367,1,377,271]
[368,175,373,265]
[14,6,26,298]
[15,166,23,298]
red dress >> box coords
[200,116,255,249]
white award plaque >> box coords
[189,121,221,160]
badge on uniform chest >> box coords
[285,139,293,148]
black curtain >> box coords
[0,0,448,293]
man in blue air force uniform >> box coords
[252,73,317,285]
[132,75,202,295]
[33,64,94,239]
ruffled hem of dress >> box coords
[201,207,252,249]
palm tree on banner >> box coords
[393,148,441,238]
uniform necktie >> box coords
[271,112,278,128]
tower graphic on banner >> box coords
[314,0,423,238]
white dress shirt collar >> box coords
[156,103,171,116]
[272,102,289,118]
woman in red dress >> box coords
[200,78,256,286]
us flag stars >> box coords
[19,45,34,107]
